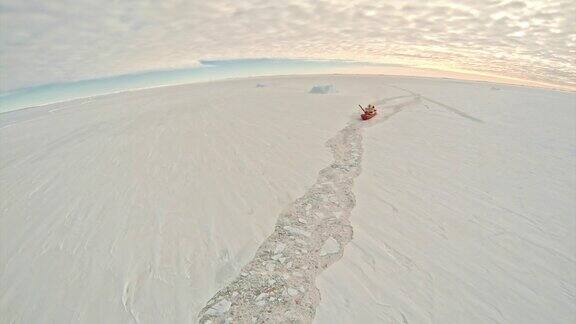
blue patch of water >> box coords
[0,59,401,113]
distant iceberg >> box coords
[309,84,336,94]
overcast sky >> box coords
[1,0,574,92]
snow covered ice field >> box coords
[0,75,574,323]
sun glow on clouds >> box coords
[0,0,574,92]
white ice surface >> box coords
[0,75,574,323]
[314,78,576,324]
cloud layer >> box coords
[1,0,574,92]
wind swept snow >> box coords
[0,75,574,324]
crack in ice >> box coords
[198,96,420,323]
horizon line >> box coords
[1,58,574,114]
